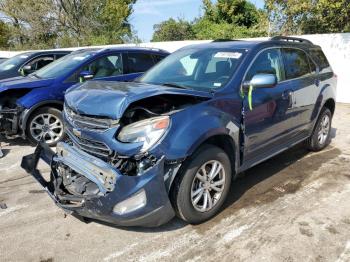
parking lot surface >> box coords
[0,103,349,262]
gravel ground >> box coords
[0,103,349,262]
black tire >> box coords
[170,145,232,224]
[306,107,332,152]
[26,107,65,147]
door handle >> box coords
[282,90,294,108]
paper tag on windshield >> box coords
[214,52,242,59]
[20,55,29,58]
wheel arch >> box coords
[21,100,64,134]
[323,98,335,116]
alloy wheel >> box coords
[29,113,63,144]
[190,160,226,212]
[317,114,330,145]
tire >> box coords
[26,107,65,147]
[306,107,332,152]
[171,145,232,224]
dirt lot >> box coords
[0,103,349,262]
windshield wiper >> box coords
[161,83,189,89]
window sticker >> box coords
[214,52,242,59]
[19,55,29,59]
[214,83,222,87]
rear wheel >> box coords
[26,107,65,146]
[306,107,332,151]
[171,145,232,224]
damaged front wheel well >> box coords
[169,134,236,193]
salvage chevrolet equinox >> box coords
[22,37,336,227]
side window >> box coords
[245,49,284,82]
[309,49,330,71]
[127,53,155,73]
[152,54,166,64]
[25,56,54,71]
[282,49,311,79]
[81,54,123,78]
[55,54,67,60]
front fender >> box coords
[157,103,241,162]
[17,85,62,109]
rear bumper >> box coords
[21,143,175,227]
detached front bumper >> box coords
[21,143,175,227]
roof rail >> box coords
[270,36,313,45]
[212,39,241,42]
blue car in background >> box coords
[0,47,169,146]
[0,50,71,80]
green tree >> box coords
[152,18,195,42]
[0,0,138,49]
[151,0,268,42]
[195,0,268,39]
[265,0,350,35]
[0,20,10,48]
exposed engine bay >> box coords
[120,94,206,125]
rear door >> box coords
[243,48,296,163]
[281,48,318,136]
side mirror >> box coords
[79,70,94,82]
[243,74,277,90]
[20,65,32,76]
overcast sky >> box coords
[131,0,265,42]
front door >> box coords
[242,48,295,164]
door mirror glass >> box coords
[79,70,94,82]
[21,65,32,75]
[246,74,277,89]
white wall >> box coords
[1,34,349,102]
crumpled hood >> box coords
[0,76,54,93]
[65,81,212,119]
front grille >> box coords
[64,104,119,132]
[66,129,111,159]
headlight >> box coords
[117,116,170,152]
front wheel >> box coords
[306,107,332,151]
[26,107,65,146]
[171,145,232,224]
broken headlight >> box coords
[117,116,170,152]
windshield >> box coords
[139,48,245,91]
[35,50,96,79]
[0,53,33,72]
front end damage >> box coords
[0,90,29,138]
[21,82,212,226]
[21,142,176,227]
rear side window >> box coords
[309,49,330,71]
[152,54,166,63]
[245,48,284,82]
[282,48,311,79]
[127,52,155,73]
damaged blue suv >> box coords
[22,37,336,227]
